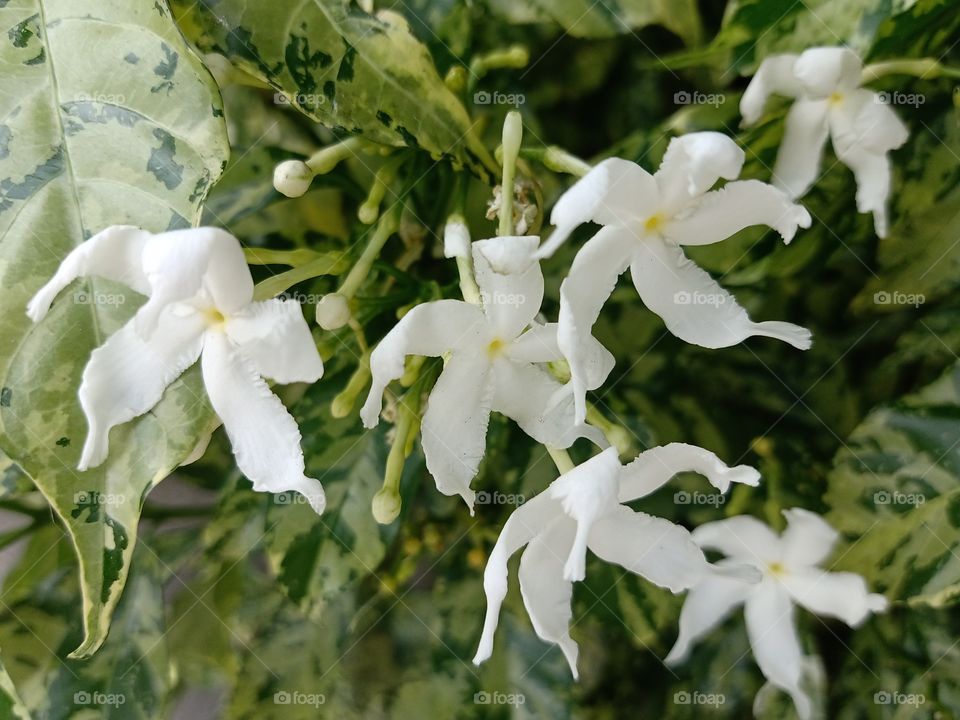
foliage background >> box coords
[0,0,958,717]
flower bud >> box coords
[315,293,351,330]
[273,160,313,198]
[372,487,401,524]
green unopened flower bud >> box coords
[273,160,313,198]
[372,487,401,524]
[316,293,351,330]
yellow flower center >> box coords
[643,213,666,233]
[828,91,845,105]
[767,561,787,577]
[487,338,506,358]
[202,307,227,329]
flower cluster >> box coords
[26,44,898,719]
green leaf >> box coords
[173,0,497,181]
[0,650,29,720]
[0,0,228,657]
[826,362,960,607]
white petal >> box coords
[629,240,812,350]
[508,322,562,363]
[849,91,909,155]
[201,332,325,514]
[491,359,606,449]
[474,490,565,666]
[519,516,580,677]
[360,300,487,427]
[473,236,544,338]
[557,226,632,423]
[794,46,863,98]
[665,564,752,664]
[654,132,745,213]
[664,179,811,247]
[780,507,838,567]
[618,442,761,503]
[536,157,658,259]
[587,505,713,592]
[77,306,205,470]
[781,569,887,627]
[740,54,802,125]
[225,299,323,384]
[771,99,831,199]
[420,353,493,510]
[692,516,782,564]
[549,447,622,581]
[744,581,812,720]
[138,227,254,337]
[27,225,150,322]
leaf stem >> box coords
[861,58,960,82]
[339,205,401,300]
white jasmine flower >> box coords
[473,444,762,676]
[27,225,326,514]
[741,46,909,237]
[360,235,609,511]
[536,132,812,422]
[666,508,888,719]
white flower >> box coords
[360,235,608,512]
[741,47,909,237]
[536,131,812,422]
[666,508,888,719]
[473,444,762,677]
[26,225,326,514]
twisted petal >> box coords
[665,179,811,247]
[772,99,831,199]
[588,505,713,592]
[77,306,205,470]
[226,299,323,384]
[692,516,781,565]
[794,46,862,98]
[27,225,151,322]
[474,490,564,666]
[519,517,580,677]
[781,569,887,627]
[744,581,812,720]
[618,442,761,503]
[201,331,325,514]
[473,236,544,338]
[508,322,561,363]
[137,227,254,337]
[629,240,812,350]
[654,132,745,213]
[360,300,487,427]
[491,359,606,449]
[665,561,753,664]
[780,507,838,567]
[740,54,802,125]
[557,226,632,423]
[549,447,622,581]
[536,158,658,258]
[420,353,493,510]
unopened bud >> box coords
[273,160,313,198]
[316,293,351,330]
[372,487,401,524]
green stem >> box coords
[520,146,592,177]
[498,111,523,236]
[252,252,350,301]
[243,248,328,267]
[861,58,960,82]
[546,446,575,475]
[339,206,401,300]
